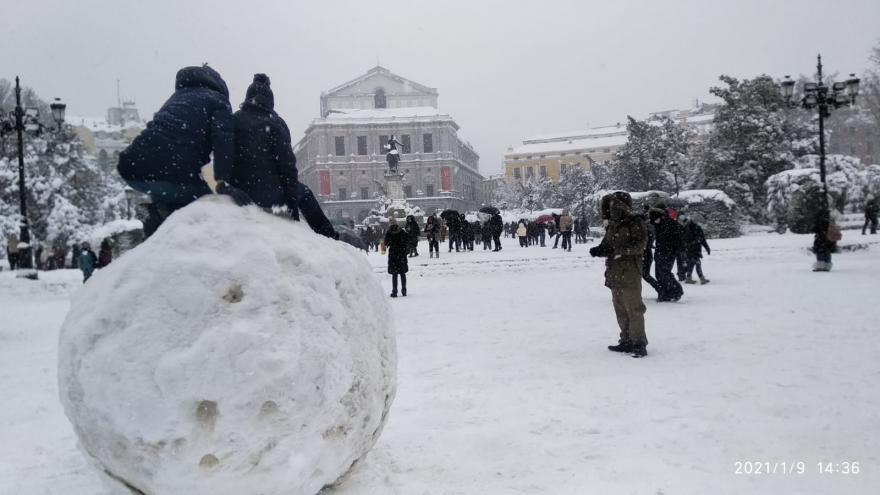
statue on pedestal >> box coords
[385,135,403,174]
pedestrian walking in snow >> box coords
[863,196,878,235]
[651,205,684,302]
[559,209,573,251]
[641,207,661,295]
[517,220,528,247]
[6,234,19,270]
[117,65,252,237]
[424,214,441,258]
[481,221,493,250]
[681,216,711,284]
[384,221,409,297]
[491,213,503,251]
[79,242,98,283]
[590,192,649,358]
[97,238,114,269]
[405,215,421,257]
[813,210,839,272]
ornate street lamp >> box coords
[0,77,68,278]
[50,98,67,132]
[780,55,860,213]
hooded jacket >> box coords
[230,74,298,210]
[118,65,234,186]
[597,193,647,289]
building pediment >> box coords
[324,66,437,98]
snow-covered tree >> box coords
[608,116,692,193]
[765,154,877,233]
[494,177,553,211]
[697,75,813,222]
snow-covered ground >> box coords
[2,231,879,494]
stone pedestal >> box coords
[383,172,405,201]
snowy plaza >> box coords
[2,230,878,494]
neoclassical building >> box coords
[295,66,484,222]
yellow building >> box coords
[503,124,628,184]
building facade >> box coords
[71,101,145,173]
[296,66,484,222]
[504,104,718,184]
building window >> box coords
[338,187,347,200]
[379,135,389,153]
[527,167,534,178]
[357,136,367,155]
[561,163,568,174]
[513,168,521,179]
[426,184,434,196]
[540,165,547,177]
[360,187,369,199]
[334,136,345,156]
[339,170,345,175]
[374,88,386,109]
[404,185,412,197]
[361,170,366,174]
[423,133,433,153]
[401,134,411,153]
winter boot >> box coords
[700,278,710,285]
[631,345,648,358]
[402,288,407,297]
[608,342,633,353]
[390,292,398,298]
[685,277,697,284]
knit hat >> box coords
[245,73,274,109]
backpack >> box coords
[826,222,842,242]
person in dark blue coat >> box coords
[117,65,251,236]
[231,74,340,240]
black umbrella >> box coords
[440,209,460,221]
[479,206,500,216]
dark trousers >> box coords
[675,251,688,281]
[493,235,502,251]
[686,257,705,279]
[7,253,18,270]
[863,217,878,234]
[561,232,572,250]
[519,236,527,247]
[429,239,439,255]
[641,249,660,293]
[449,233,460,251]
[539,231,546,246]
[391,273,407,294]
[552,233,561,248]
[655,253,683,300]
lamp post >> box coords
[0,77,67,277]
[780,55,860,213]
[669,160,680,197]
[50,98,67,132]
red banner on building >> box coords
[319,171,330,197]
[440,166,451,191]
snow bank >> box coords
[57,196,397,495]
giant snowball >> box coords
[58,196,397,495]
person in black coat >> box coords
[117,65,251,236]
[424,214,441,258]
[447,214,461,252]
[650,205,684,302]
[681,216,711,284]
[231,74,339,240]
[640,206,660,294]
[405,215,420,257]
[384,221,409,297]
[490,213,503,251]
[813,209,837,272]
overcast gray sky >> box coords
[4,0,879,175]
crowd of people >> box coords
[4,235,114,283]
[506,213,591,250]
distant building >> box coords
[296,66,484,223]
[504,104,718,184]
[71,101,145,173]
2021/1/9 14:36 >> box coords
[734,461,861,475]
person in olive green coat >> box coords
[590,191,649,358]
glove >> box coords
[589,246,600,257]
[216,181,253,207]
[706,247,711,255]
[589,243,613,258]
